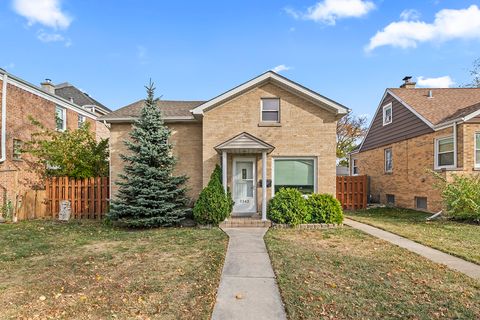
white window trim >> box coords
[271,156,317,197]
[56,106,67,131]
[434,136,456,170]
[475,132,480,169]
[382,103,393,126]
[384,148,393,173]
[260,97,280,123]
[352,158,359,176]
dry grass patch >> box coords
[347,208,480,264]
[0,220,227,319]
[265,228,480,320]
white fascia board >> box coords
[103,116,197,123]
[387,89,435,129]
[191,71,349,116]
[0,69,97,120]
[357,90,388,152]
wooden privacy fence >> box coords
[46,177,109,219]
[336,175,367,210]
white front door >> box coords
[233,158,256,214]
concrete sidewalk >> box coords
[212,228,287,320]
[345,218,480,280]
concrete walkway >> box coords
[345,218,480,280]
[212,228,287,320]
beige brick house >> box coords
[351,77,480,212]
[102,71,349,220]
[0,69,110,208]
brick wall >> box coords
[202,83,338,212]
[353,123,480,212]
[0,79,98,208]
[109,122,203,204]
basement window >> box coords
[386,194,395,206]
[415,197,427,210]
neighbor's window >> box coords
[384,148,393,173]
[273,158,315,194]
[261,98,280,122]
[383,103,392,125]
[55,106,66,131]
[415,197,427,210]
[13,139,22,161]
[475,133,480,168]
[352,158,359,175]
[435,136,455,168]
[78,115,86,128]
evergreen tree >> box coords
[108,81,188,227]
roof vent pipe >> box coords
[428,90,433,98]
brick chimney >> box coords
[400,76,416,89]
[40,78,55,94]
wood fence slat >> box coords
[336,175,367,210]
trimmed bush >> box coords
[193,165,233,225]
[434,173,480,221]
[267,188,308,226]
[306,193,344,224]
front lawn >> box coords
[0,220,227,319]
[266,228,480,320]
[347,208,480,264]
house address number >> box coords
[239,199,250,204]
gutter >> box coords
[1,72,7,163]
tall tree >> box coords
[465,58,480,88]
[108,81,188,227]
[337,113,367,166]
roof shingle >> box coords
[389,87,480,125]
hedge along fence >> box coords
[46,177,109,219]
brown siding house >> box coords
[102,71,349,220]
[0,69,109,209]
[352,77,480,212]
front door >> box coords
[233,158,256,214]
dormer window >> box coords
[383,103,392,126]
[261,98,280,122]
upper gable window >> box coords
[261,98,280,122]
[383,103,392,126]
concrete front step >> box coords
[220,217,272,228]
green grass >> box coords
[346,208,480,264]
[0,220,227,319]
[266,228,480,320]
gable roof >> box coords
[55,83,112,114]
[388,87,480,126]
[191,71,349,117]
[99,100,205,122]
[214,132,275,154]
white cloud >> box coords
[366,5,480,52]
[400,9,421,21]
[37,30,71,46]
[12,0,72,29]
[271,65,291,73]
[417,76,455,88]
[287,0,375,25]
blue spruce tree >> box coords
[108,81,188,227]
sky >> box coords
[1,0,480,120]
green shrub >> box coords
[434,173,480,221]
[306,193,344,224]
[193,165,233,225]
[267,188,308,226]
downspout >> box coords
[0,72,7,163]
[453,122,457,169]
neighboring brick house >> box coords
[0,69,109,208]
[101,71,349,220]
[351,76,480,212]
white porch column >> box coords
[261,151,267,221]
[222,151,227,193]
